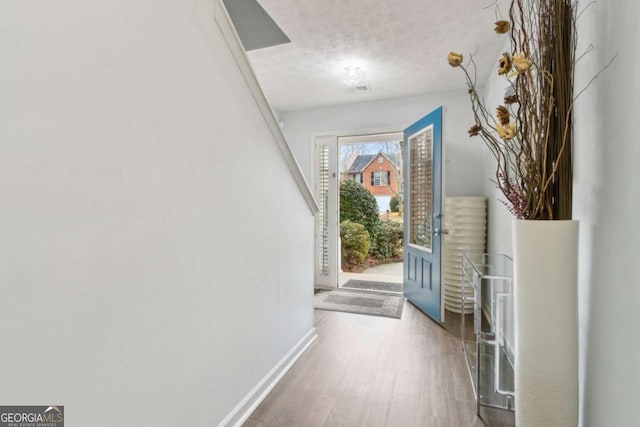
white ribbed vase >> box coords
[512,220,579,427]
[443,197,487,314]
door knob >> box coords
[433,228,449,236]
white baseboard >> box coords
[217,327,318,427]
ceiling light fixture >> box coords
[340,66,367,87]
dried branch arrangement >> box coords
[449,0,577,220]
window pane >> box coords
[409,128,433,250]
[373,171,388,186]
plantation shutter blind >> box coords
[315,143,330,277]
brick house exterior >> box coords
[346,152,400,196]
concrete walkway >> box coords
[339,262,403,286]
[362,262,403,276]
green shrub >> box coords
[340,220,371,268]
[389,195,402,213]
[340,180,379,236]
[370,220,404,260]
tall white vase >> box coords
[512,220,579,427]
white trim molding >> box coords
[214,0,319,214]
[217,327,318,427]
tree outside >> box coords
[339,139,404,271]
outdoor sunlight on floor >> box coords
[339,262,403,286]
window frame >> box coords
[372,171,389,187]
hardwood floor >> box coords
[244,301,514,427]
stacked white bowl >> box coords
[442,197,487,314]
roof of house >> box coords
[347,152,400,173]
[347,154,376,173]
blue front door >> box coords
[403,107,443,322]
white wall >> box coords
[0,1,314,426]
[281,90,486,199]
[482,3,640,425]
[573,1,640,425]
[481,39,514,257]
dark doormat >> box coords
[342,279,403,293]
[314,289,405,319]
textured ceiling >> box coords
[246,0,511,111]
